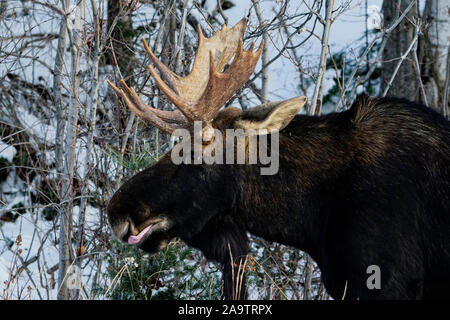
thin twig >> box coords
[309,0,334,115]
[382,27,420,97]
[217,0,228,25]
[442,45,450,119]
[412,31,428,106]
[251,0,269,101]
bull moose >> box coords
[106,18,450,300]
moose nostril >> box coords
[119,219,139,243]
[121,231,130,243]
[111,220,131,242]
[121,222,132,242]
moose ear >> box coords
[235,96,307,134]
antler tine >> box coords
[142,18,249,122]
[196,39,264,121]
[107,80,188,134]
[142,37,200,121]
[118,80,189,125]
[142,37,182,94]
[147,64,198,120]
[108,18,260,131]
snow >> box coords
[15,106,57,144]
[0,141,17,163]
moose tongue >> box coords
[128,225,152,244]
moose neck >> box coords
[233,110,356,263]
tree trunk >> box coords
[74,0,102,300]
[304,254,313,299]
[58,0,85,300]
[421,0,450,114]
[107,0,135,77]
[53,0,68,198]
[381,0,419,100]
[382,0,449,116]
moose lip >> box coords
[127,224,154,245]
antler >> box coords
[107,18,263,134]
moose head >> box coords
[107,18,306,298]
[106,18,450,300]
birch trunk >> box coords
[58,0,85,300]
[54,0,69,196]
[74,0,101,299]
